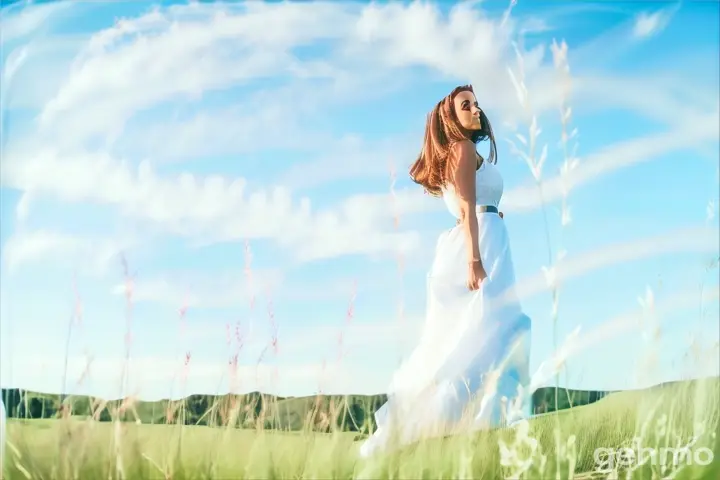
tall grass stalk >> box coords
[505,34,582,478]
[60,274,83,414]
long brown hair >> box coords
[409,85,497,197]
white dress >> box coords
[359,159,532,457]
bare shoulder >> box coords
[451,139,476,158]
[449,140,477,171]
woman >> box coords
[359,85,532,457]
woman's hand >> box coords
[467,260,487,290]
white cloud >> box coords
[0,36,118,114]
[11,2,557,156]
[278,135,418,190]
[0,1,74,45]
[534,288,720,391]
[1,229,136,274]
[115,101,322,163]
[4,1,710,144]
[36,2,361,146]
[63,3,710,184]
[1,128,441,262]
[514,226,718,302]
[0,0,713,278]
[502,115,720,213]
[2,1,713,241]
[574,74,718,130]
[632,6,678,39]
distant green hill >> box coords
[0,389,389,433]
[2,379,713,433]
[4,377,717,480]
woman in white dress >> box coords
[359,85,532,457]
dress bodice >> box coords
[441,159,504,219]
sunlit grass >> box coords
[3,377,718,479]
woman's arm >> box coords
[450,140,481,265]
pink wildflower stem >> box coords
[244,240,258,391]
[179,292,189,341]
[228,353,239,394]
[181,351,192,394]
[266,290,279,390]
[335,281,357,363]
[228,321,244,394]
[170,295,190,399]
[317,281,357,395]
[255,346,269,391]
[75,351,94,389]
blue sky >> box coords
[0,0,718,401]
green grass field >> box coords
[3,377,718,479]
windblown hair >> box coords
[409,85,497,197]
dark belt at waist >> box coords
[476,205,498,214]
[455,205,498,225]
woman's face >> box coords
[453,90,482,131]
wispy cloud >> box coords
[2,229,137,274]
[1,0,710,270]
[503,115,719,213]
[632,5,680,39]
[0,1,74,46]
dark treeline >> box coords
[531,387,613,414]
[2,386,612,431]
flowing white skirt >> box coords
[359,211,532,457]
